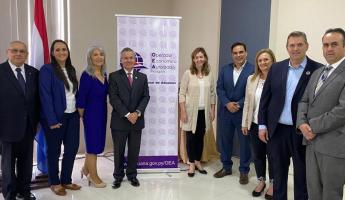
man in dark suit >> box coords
[258,31,322,200]
[109,47,150,189]
[215,42,254,184]
[0,41,40,200]
[297,28,345,200]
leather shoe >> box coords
[264,192,273,200]
[62,183,81,190]
[112,179,122,189]
[129,177,140,187]
[16,192,36,200]
[239,173,249,185]
[213,168,232,178]
[252,183,266,197]
[50,185,67,196]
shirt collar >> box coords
[233,61,246,70]
[124,68,134,74]
[8,60,25,73]
[326,56,345,70]
[288,57,307,70]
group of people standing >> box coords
[0,27,344,200]
[179,28,345,200]
[0,39,149,200]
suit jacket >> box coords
[0,61,40,142]
[109,69,150,131]
[259,57,322,138]
[217,62,254,119]
[297,59,345,158]
[39,63,73,127]
[242,74,260,129]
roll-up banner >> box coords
[116,14,181,172]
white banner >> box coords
[116,14,181,171]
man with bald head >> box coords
[297,28,345,200]
[0,41,40,200]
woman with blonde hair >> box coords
[242,49,276,199]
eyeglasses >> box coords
[8,49,27,54]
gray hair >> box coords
[85,46,107,77]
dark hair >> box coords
[231,42,247,52]
[286,31,308,47]
[189,47,210,76]
[50,39,78,92]
[323,28,345,46]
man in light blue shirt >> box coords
[258,31,322,200]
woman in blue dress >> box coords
[77,46,108,188]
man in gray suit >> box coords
[297,28,345,200]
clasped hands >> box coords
[299,123,316,141]
[226,102,240,113]
[127,112,139,124]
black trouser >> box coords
[1,125,34,200]
[269,123,307,200]
[250,122,273,181]
[112,129,142,180]
[186,110,205,163]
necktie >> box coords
[127,72,133,86]
[314,66,333,95]
[15,68,26,94]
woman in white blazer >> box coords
[179,47,216,177]
[242,49,276,199]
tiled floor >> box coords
[1,155,344,200]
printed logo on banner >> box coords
[150,52,177,73]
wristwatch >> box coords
[135,110,141,117]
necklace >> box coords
[197,74,204,79]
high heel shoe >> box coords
[87,175,107,188]
[195,166,207,174]
[252,183,266,197]
[81,167,89,179]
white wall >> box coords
[270,0,345,64]
[172,0,221,78]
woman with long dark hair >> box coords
[39,39,81,196]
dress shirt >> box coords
[124,68,134,117]
[253,78,265,124]
[9,61,26,81]
[325,56,345,77]
[198,78,205,110]
[233,61,246,85]
[62,67,76,113]
[278,57,307,125]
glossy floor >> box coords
[2,156,344,200]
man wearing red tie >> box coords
[109,47,150,189]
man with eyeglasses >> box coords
[0,41,40,200]
[258,31,322,200]
[297,28,345,200]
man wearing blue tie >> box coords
[0,41,40,200]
